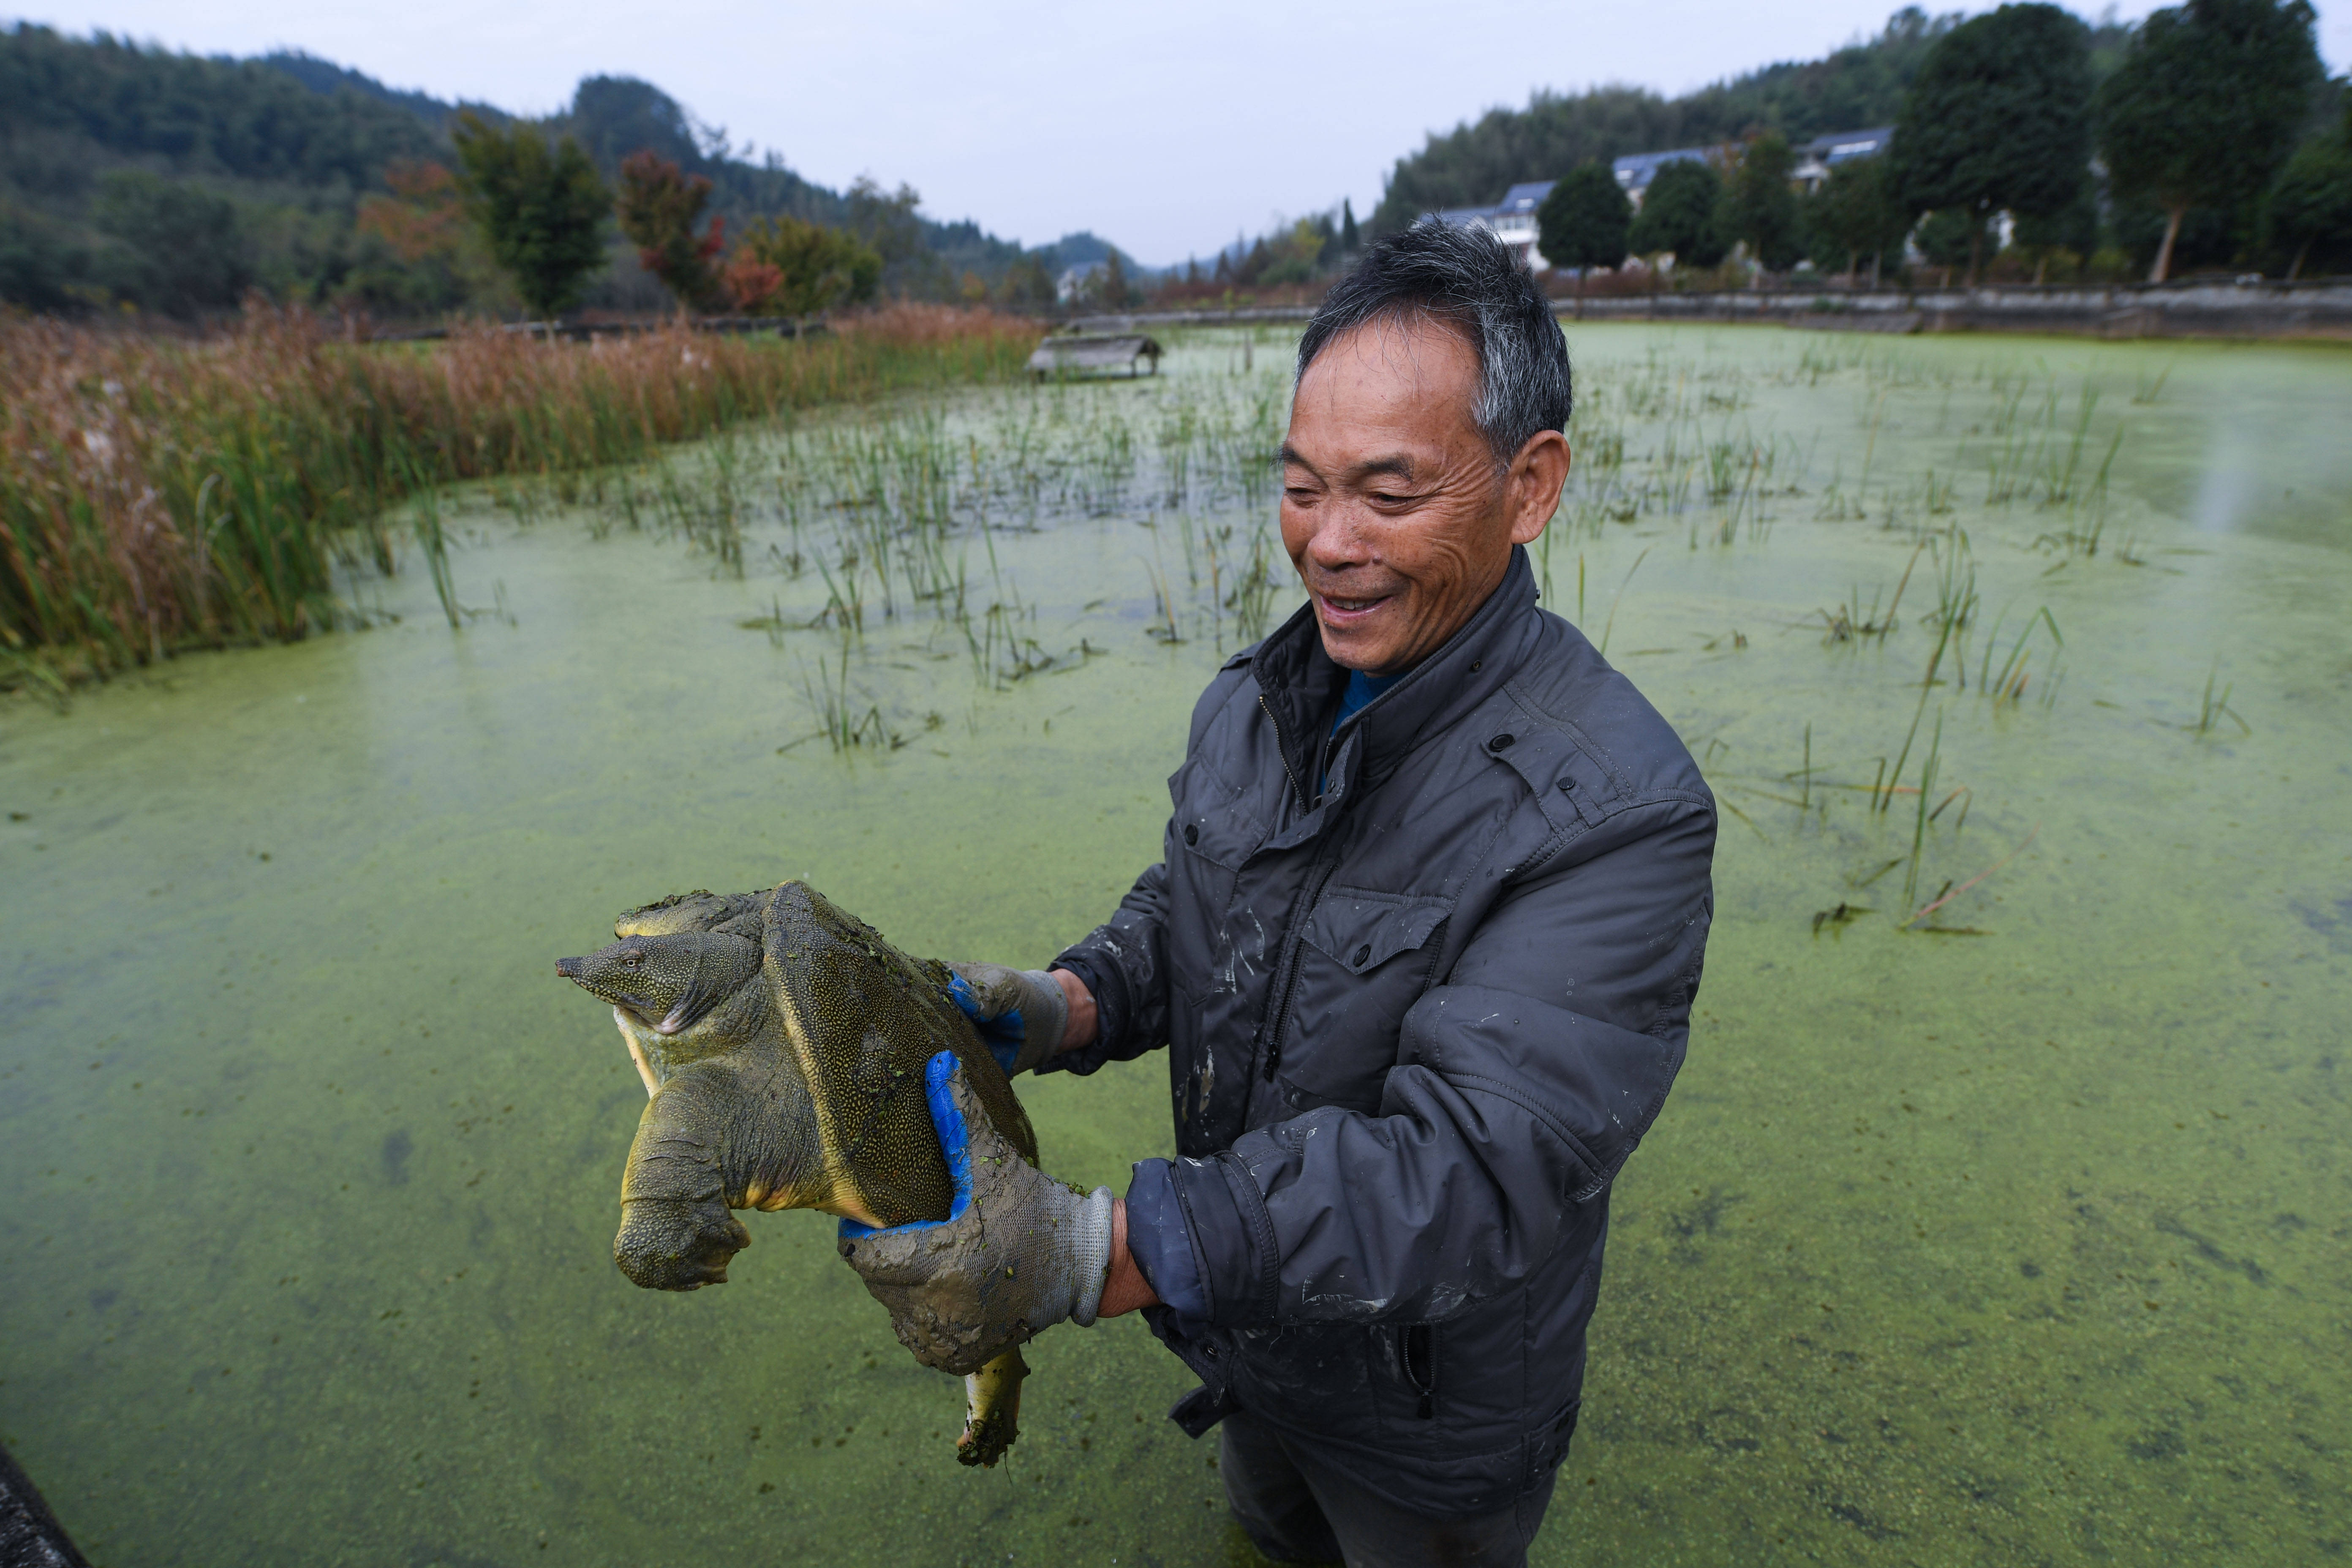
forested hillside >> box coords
[1372,6,2130,228]
[0,24,1063,318]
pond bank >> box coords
[1078,277,2352,341]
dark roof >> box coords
[1611,147,1714,192]
[1802,127,1895,164]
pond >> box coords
[1,324,2345,1566]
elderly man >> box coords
[841,223,1715,1567]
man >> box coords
[840,222,1715,1566]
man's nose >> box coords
[1304,501,1375,571]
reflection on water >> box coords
[1,328,2346,1565]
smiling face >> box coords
[1279,313,1571,675]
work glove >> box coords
[944,961,1069,1078]
[836,1052,1115,1377]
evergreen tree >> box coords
[2263,112,2352,277]
[1341,198,1360,253]
[1628,158,1728,267]
[2099,0,2323,280]
[1800,157,1910,281]
[91,170,252,316]
[1891,3,2093,285]
[451,112,609,318]
[1536,163,1633,274]
[1725,132,1803,271]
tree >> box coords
[1801,157,1910,281]
[1725,132,1804,272]
[2099,0,2323,281]
[2264,119,2352,277]
[1370,8,1976,232]
[1628,158,1727,266]
[1890,4,2094,285]
[1915,207,1991,272]
[615,150,725,312]
[1536,163,1632,276]
[2010,182,2102,280]
[1341,198,1360,254]
[92,170,252,317]
[724,215,880,316]
[450,112,610,318]
[1099,248,1132,307]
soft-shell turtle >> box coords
[555,879,1038,1466]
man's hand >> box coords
[836,1053,1116,1375]
[945,963,1070,1077]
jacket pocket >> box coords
[1166,759,1270,1010]
[1274,887,1452,1111]
[1368,1321,1439,1429]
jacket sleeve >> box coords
[1041,858,1172,1076]
[1162,788,1714,1326]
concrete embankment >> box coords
[1075,278,2352,341]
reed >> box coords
[0,301,1038,686]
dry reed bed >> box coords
[0,302,1037,687]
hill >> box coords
[0,24,1086,317]
[1370,5,2132,229]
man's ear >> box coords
[1508,429,1572,546]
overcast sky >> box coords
[16,1,2350,264]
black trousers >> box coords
[1219,1413,1560,1568]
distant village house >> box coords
[1431,128,1894,270]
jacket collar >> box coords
[1251,546,1542,819]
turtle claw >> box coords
[956,1349,1028,1467]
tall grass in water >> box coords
[0,302,1037,686]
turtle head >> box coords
[555,932,761,1037]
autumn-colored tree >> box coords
[355,159,464,263]
[615,150,726,312]
[725,215,882,316]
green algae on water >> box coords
[0,327,2347,1566]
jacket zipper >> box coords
[1255,691,1330,1083]
[1259,694,1303,808]
[1261,850,1342,1081]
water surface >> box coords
[2,327,2345,1565]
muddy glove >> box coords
[836,1052,1114,1376]
[945,962,1069,1078]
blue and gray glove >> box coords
[837,1053,1114,1375]
[945,961,1070,1078]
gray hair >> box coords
[1295,220,1572,466]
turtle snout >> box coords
[555,956,584,980]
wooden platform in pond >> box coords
[1026,333,1163,378]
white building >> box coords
[1433,181,1559,270]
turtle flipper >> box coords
[956,1348,1028,1467]
[615,1064,753,1291]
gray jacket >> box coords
[1048,547,1715,1516]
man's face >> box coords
[1279,314,1569,675]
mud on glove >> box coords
[944,962,1069,1078]
[836,1053,1113,1377]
